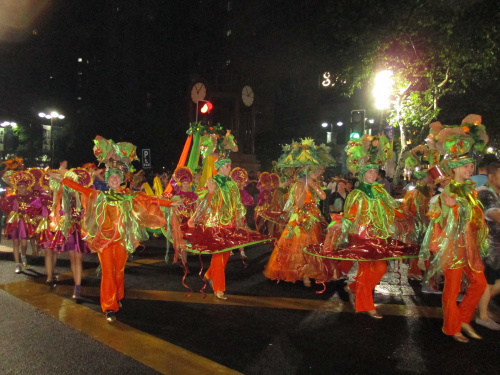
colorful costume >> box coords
[184,159,269,295]
[263,180,333,283]
[1,171,38,240]
[420,115,489,338]
[264,139,337,285]
[307,135,417,314]
[172,167,199,224]
[62,137,175,317]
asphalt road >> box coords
[0,238,499,375]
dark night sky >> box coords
[1,0,498,171]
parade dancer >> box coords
[230,167,255,259]
[308,134,418,318]
[186,158,269,299]
[0,171,38,273]
[50,136,180,322]
[401,145,440,281]
[47,168,94,298]
[264,139,337,287]
[420,115,489,342]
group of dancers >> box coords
[0,115,498,344]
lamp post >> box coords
[321,122,333,143]
[39,111,65,168]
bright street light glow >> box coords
[39,111,65,120]
[487,147,495,153]
[321,122,328,128]
[368,119,375,124]
[1,121,18,128]
[337,121,343,127]
[373,70,394,110]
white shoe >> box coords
[14,264,22,274]
[475,317,500,331]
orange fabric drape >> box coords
[164,135,192,194]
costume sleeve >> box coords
[62,178,93,197]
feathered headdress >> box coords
[345,134,390,176]
[276,138,336,168]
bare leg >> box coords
[20,239,28,258]
[44,248,58,282]
[13,239,20,264]
[478,285,492,321]
[30,237,39,255]
[68,250,83,286]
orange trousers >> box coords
[205,252,231,293]
[348,260,387,312]
[442,266,487,335]
[97,242,128,312]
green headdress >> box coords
[214,158,231,170]
[429,114,489,169]
[403,145,441,180]
[93,135,139,181]
[276,138,336,168]
[345,134,390,176]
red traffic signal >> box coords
[200,101,213,114]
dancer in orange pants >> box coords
[50,136,179,322]
[420,117,489,342]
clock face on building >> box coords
[191,82,206,103]
[242,85,254,106]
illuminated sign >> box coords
[321,72,347,88]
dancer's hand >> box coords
[441,193,456,207]
[207,178,216,194]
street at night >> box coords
[1,2,500,375]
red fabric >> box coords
[309,234,419,261]
[441,266,487,335]
[182,224,268,252]
[348,260,387,312]
[204,252,231,292]
[97,242,128,312]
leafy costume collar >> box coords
[213,174,232,191]
[356,181,386,199]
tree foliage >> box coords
[315,0,500,183]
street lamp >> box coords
[322,122,333,143]
[373,70,394,133]
[39,111,65,167]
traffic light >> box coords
[196,100,214,123]
[351,109,365,135]
[350,132,361,139]
[200,101,213,114]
